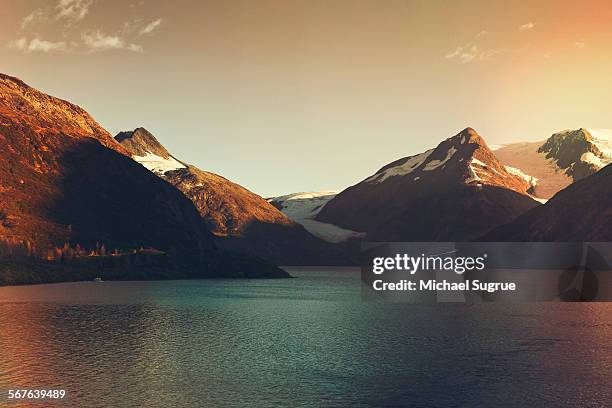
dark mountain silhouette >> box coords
[482,163,612,241]
[116,128,352,265]
[316,127,540,241]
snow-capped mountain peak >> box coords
[538,128,612,179]
[315,127,540,241]
[362,127,533,195]
[116,127,186,175]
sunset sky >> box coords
[2,0,612,196]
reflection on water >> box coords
[0,269,611,407]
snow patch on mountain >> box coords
[465,165,483,184]
[586,129,612,168]
[467,156,508,184]
[423,147,457,171]
[465,158,484,184]
[505,166,538,187]
[272,191,339,220]
[133,151,186,175]
[269,191,365,243]
[489,144,505,151]
[580,152,606,168]
[366,149,434,183]
[471,158,487,167]
[587,129,612,157]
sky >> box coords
[2,0,612,197]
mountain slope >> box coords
[494,128,612,199]
[0,74,211,255]
[116,128,351,265]
[0,73,286,277]
[316,127,540,241]
[482,163,612,241]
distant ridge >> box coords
[494,128,612,199]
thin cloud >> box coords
[446,45,499,64]
[56,0,93,21]
[446,45,477,63]
[445,31,500,64]
[11,37,68,53]
[82,30,143,52]
[518,22,536,32]
[140,18,163,35]
[13,0,162,55]
[574,41,586,49]
[19,0,93,30]
[130,0,146,8]
[21,10,48,29]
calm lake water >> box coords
[0,268,611,408]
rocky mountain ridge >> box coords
[315,127,541,241]
[116,128,351,265]
[0,73,286,278]
[494,128,612,199]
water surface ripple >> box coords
[0,269,611,407]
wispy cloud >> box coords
[10,37,68,53]
[446,45,477,63]
[21,10,47,29]
[445,30,499,64]
[56,0,93,22]
[445,44,499,64]
[11,0,164,55]
[518,22,536,32]
[574,41,586,49]
[140,18,163,35]
[82,30,143,52]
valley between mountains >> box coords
[1,72,611,284]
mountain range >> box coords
[1,72,611,285]
[115,128,350,266]
[275,127,612,243]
